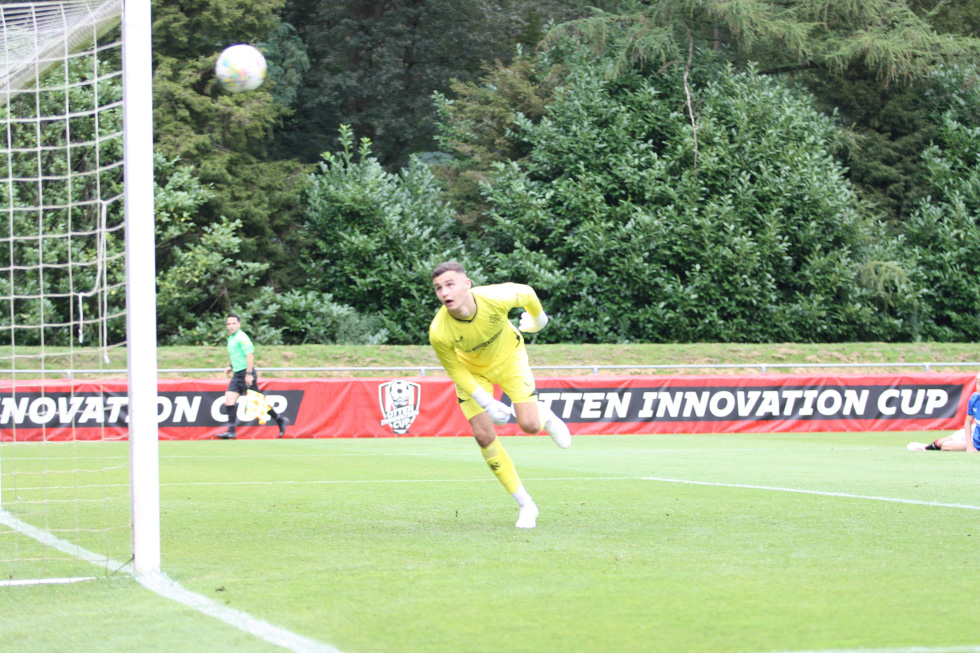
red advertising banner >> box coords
[0,373,971,441]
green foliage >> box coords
[547,1,980,232]
[554,0,980,81]
[300,126,474,344]
[165,287,387,347]
[277,0,591,167]
[805,69,938,223]
[467,48,919,343]
[433,53,565,224]
[918,0,980,36]
[261,21,311,109]
[153,155,269,344]
[249,287,388,345]
[151,0,285,60]
[151,0,311,299]
[903,87,980,340]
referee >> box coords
[215,313,289,439]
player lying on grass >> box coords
[907,429,966,451]
[908,372,980,451]
[429,262,571,529]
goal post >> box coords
[0,0,159,581]
[121,0,159,578]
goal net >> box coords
[0,0,159,584]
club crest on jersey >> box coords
[378,379,422,434]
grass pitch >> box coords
[3,431,979,652]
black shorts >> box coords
[227,369,258,395]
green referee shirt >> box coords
[227,330,254,372]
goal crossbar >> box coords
[1,0,123,94]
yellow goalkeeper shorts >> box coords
[458,346,538,420]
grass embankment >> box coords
[0,342,978,378]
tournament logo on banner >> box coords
[378,379,422,434]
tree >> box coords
[902,65,980,341]
[548,0,980,227]
[460,41,920,342]
[554,0,980,81]
[299,126,473,344]
[277,0,594,167]
[154,154,387,346]
[151,0,312,298]
[433,54,565,224]
[153,155,269,344]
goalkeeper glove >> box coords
[519,310,549,333]
[469,387,512,425]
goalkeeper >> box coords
[429,262,571,529]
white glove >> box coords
[470,387,512,425]
[519,310,549,333]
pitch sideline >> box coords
[638,476,980,510]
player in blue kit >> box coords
[429,262,570,529]
[965,372,980,452]
[908,372,979,451]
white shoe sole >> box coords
[516,503,538,529]
[545,417,571,449]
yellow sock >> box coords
[480,438,521,494]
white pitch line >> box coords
[752,646,980,653]
[641,477,980,510]
[0,509,341,652]
[7,475,980,514]
[0,576,95,587]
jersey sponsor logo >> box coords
[536,383,962,423]
[0,390,303,428]
[379,379,422,434]
[464,327,503,353]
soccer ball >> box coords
[215,44,267,93]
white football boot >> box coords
[516,502,539,529]
[540,404,571,449]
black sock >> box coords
[925,442,940,450]
[222,404,237,432]
[267,407,283,424]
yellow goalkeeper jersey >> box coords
[429,283,543,395]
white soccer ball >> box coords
[215,44,267,93]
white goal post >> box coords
[0,0,159,580]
